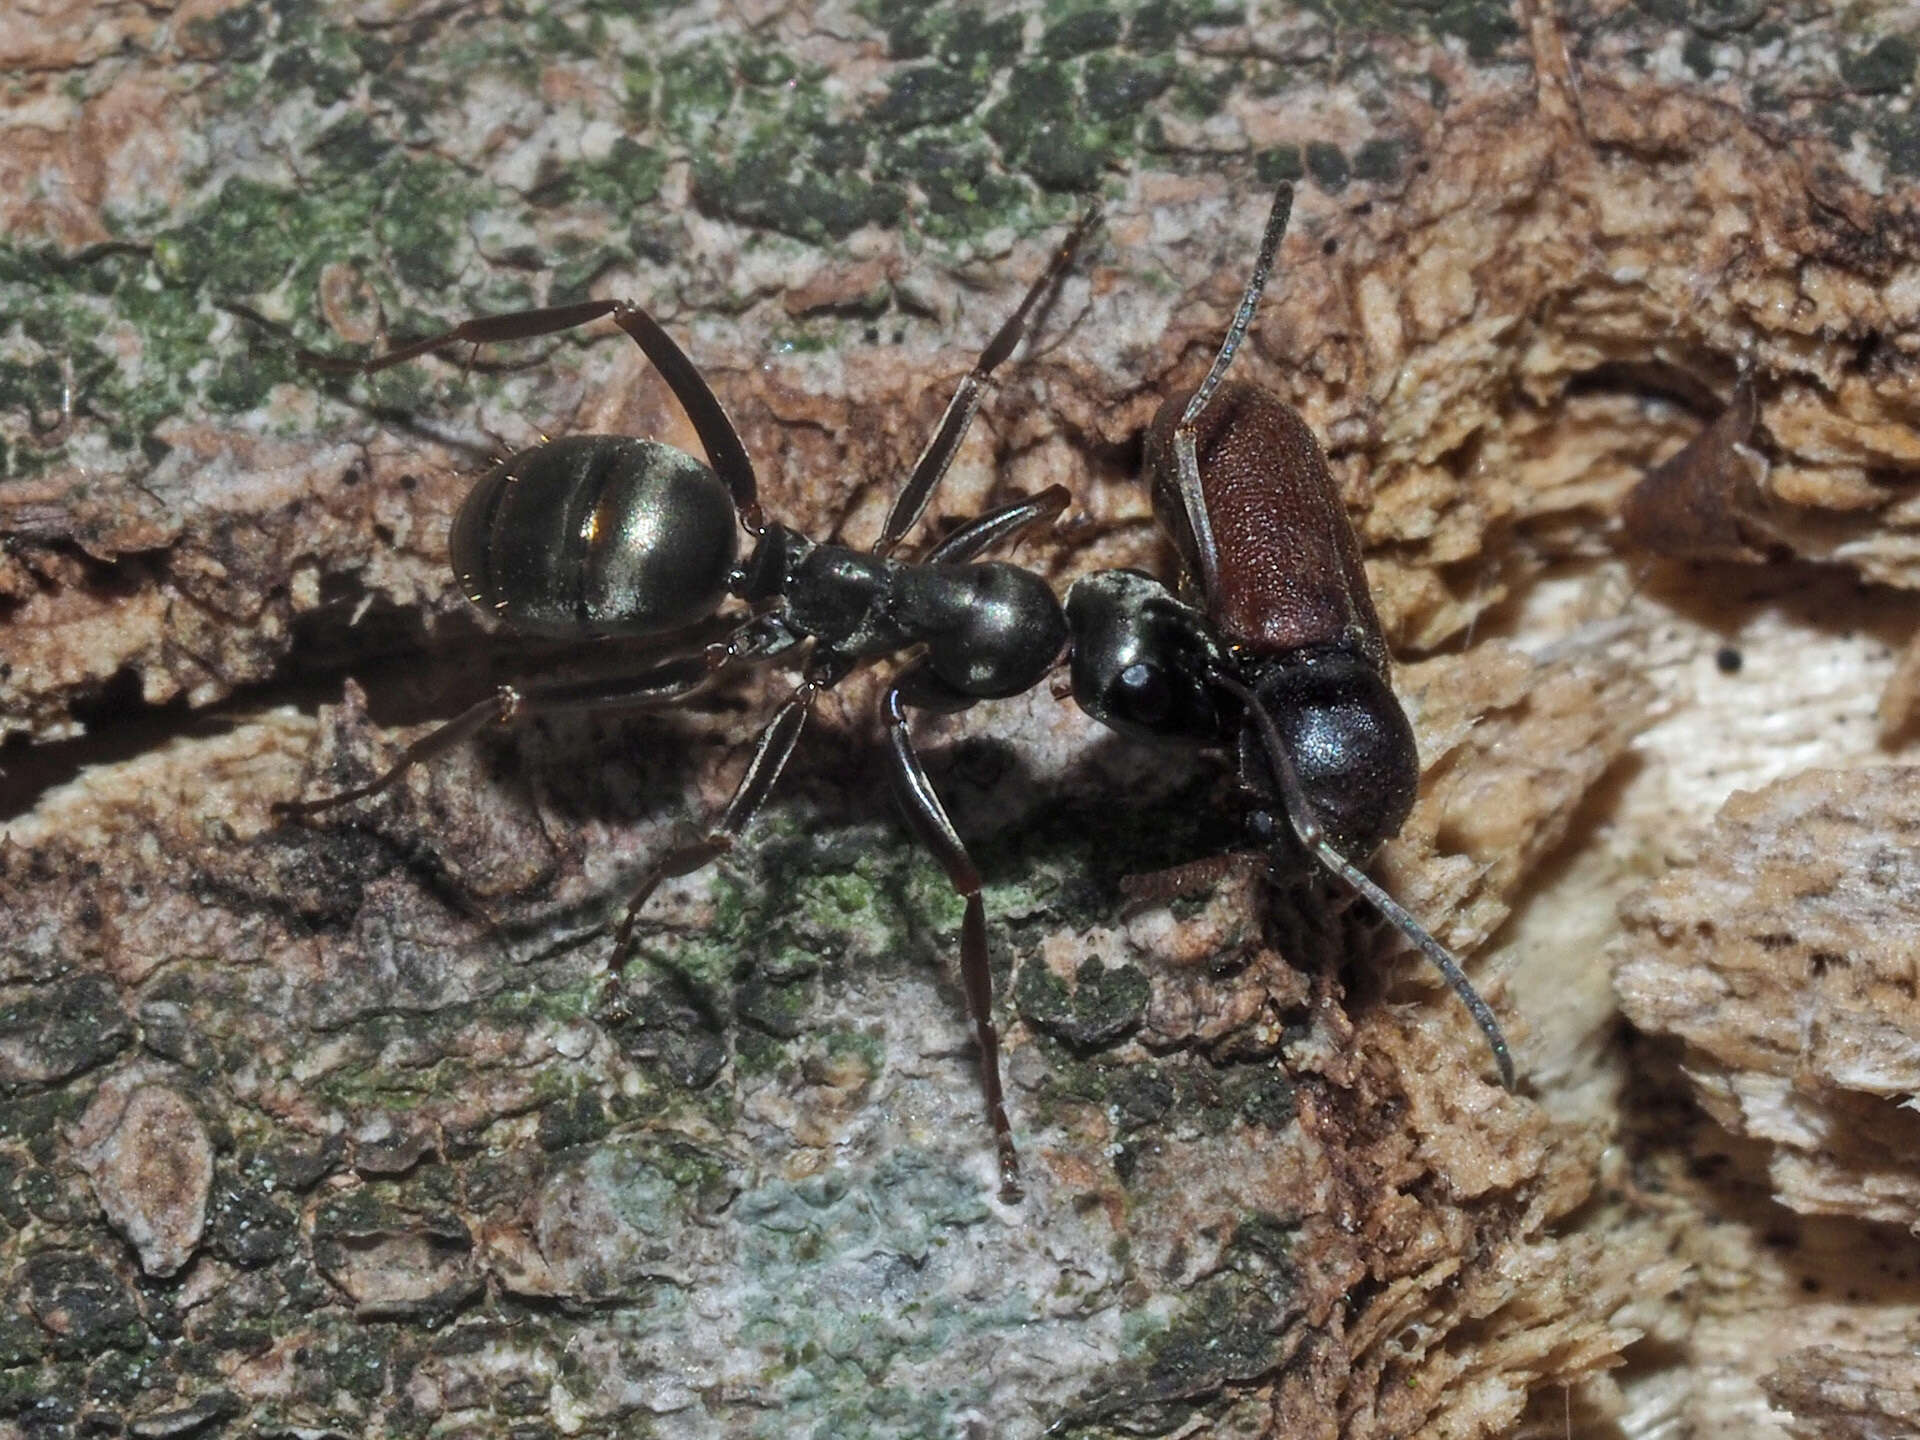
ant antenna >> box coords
[1178,182,1295,432]
[1208,668,1516,1090]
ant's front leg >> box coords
[872,204,1101,558]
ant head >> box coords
[1063,569,1227,743]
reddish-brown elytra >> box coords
[1066,183,1514,1089]
[1147,383,1388,674]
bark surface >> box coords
[3,2,1920,1437]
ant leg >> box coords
[1209,668,1516,1090]
[1166,183,1297,598]
[610,675,821,953]
[607,304,762,531]
[872,203,1102,559]
[231,295,766,533]
[922,485,1070,566]
[279,689,530,817]
[881,671,1022,1203]
[225,298,624,375]
[279,656,713,817]
[279,622,783,817]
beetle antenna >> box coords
[1179,182,1295,431]
[1301,829,1516,1091]
[1209,669,1516,1090]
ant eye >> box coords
[1115,662,1171,723]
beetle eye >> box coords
[1114,661,1172,724]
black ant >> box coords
[271,210,1100,1203]
[1063,183,1515,1091]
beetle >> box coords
[273,210,1101,1201]
[1063,183,1515,1089]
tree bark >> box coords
[3,1,1919,1436]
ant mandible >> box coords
[1064,183,1515,1091]
[275,211,1101,1203]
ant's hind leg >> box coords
[880,670,1022,1203]
[231,292,768,530]
[277,689,521,818]
[609,676,822,960]
[607,304,762,529]
[279,644,740,819]
[227,298,624,376]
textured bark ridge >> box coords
[3,1,1920,1437]
[1619,766,1920,1228]
[1615,768,1920,1440]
